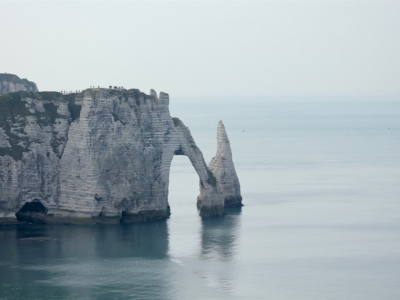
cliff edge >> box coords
[0,73,38,95]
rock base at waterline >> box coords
[120,207,171,223]
[15,208,172,225]
[198,205,226,217]
[224,196,244,208]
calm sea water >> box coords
[1,97,399,299]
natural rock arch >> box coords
[162,117,224,217]
[157,92,241,217]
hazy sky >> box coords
[1,1,399,97]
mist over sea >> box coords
[1,97,399,299]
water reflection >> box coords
[0,222,171,300]
[0,212,243,299]
[10,221,170,260]
[200,207,242,260]
[175,208,242,297]
[95,221,169,259]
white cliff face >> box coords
[0,88,230,223]
[0,74,38,95]
[57,89,167,221]
[208,121,243,207]
[0,92,70,218]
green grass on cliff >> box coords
[0,92,33,160]
[107,88,158,107]
[0,91,82,161]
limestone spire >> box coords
[216,120,232,159]
[208,121,243,207]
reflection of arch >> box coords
[200,207,242,260]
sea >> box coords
[0,97,399,300]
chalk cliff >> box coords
[209,121,243,207]
[0,74,38,95]
[0,85,241,224]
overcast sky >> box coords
[1,1,399,97]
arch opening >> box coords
[167,155,201,218]
[167,155,203,255]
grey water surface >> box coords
[1,98,399,299]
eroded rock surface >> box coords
[0,86,239,224]
[0,74,38,95]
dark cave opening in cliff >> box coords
[15,200,48,223]
[168,155,201,218]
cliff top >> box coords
[0,88,157,101]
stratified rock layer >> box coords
[208,121,243,207]
[0,87,233,223]
[0,74,38,95]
